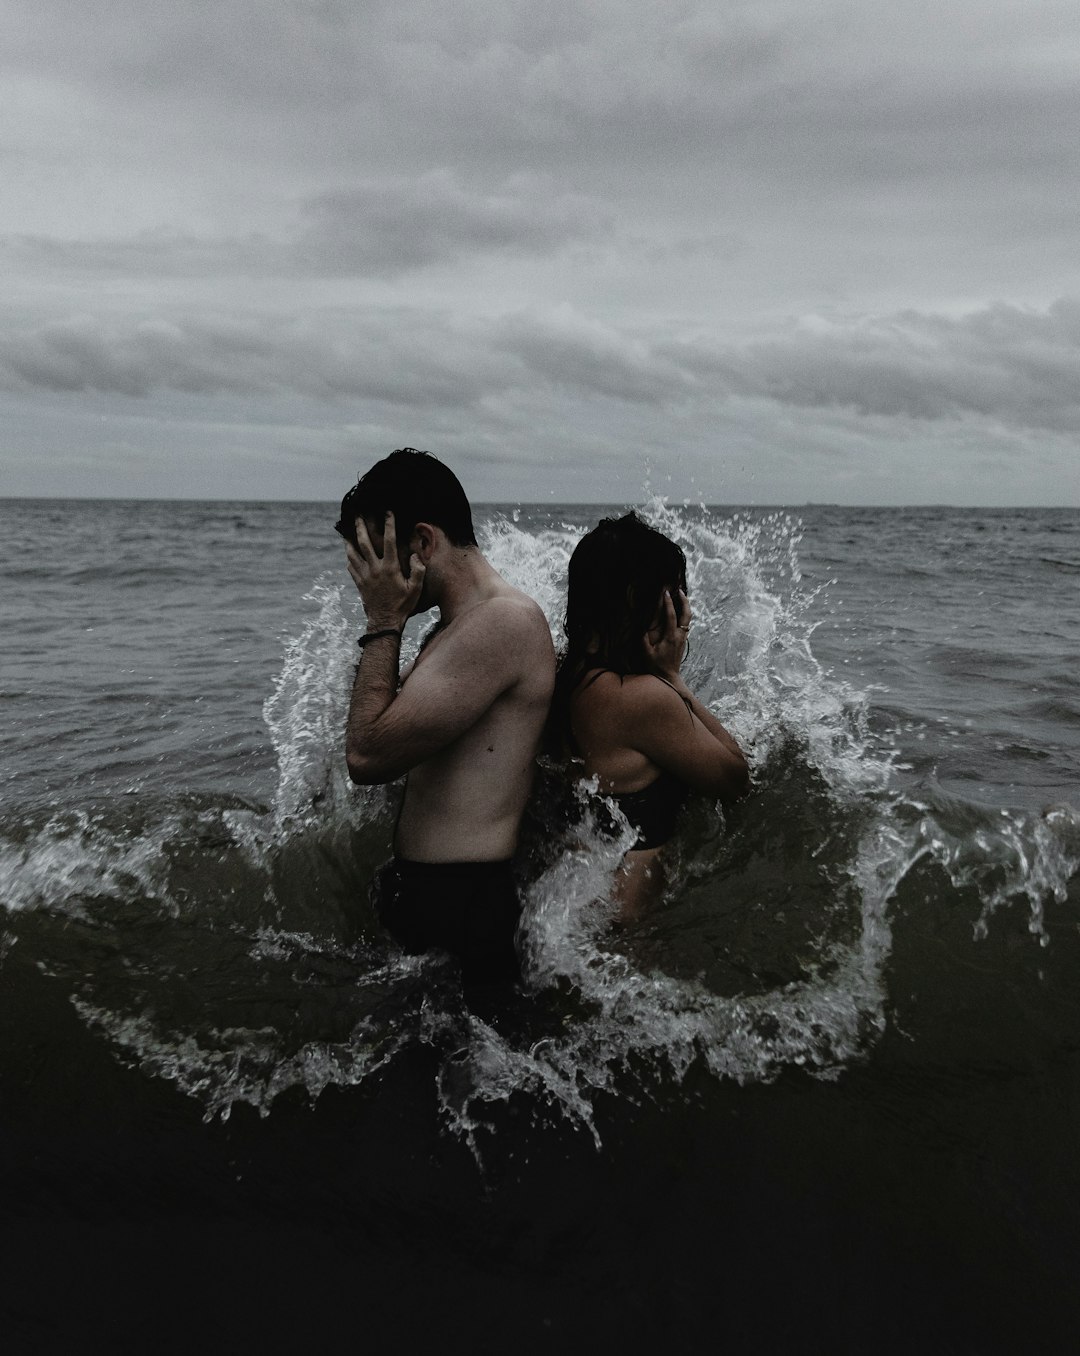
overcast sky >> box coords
[3,0,1078,504]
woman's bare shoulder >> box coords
[573,670,681,725]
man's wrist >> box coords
[362,613,406,633]
[358,627,402,650]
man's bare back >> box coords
[343,512,554,850]
[392,589,554,861]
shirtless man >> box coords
[337,448,555,1004]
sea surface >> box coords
[2,498,1079,1353]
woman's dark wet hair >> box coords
[335,448,477,549]
[550,512,688,753]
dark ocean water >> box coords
[2,497,1079,1354]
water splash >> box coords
[0,810,180,917]
[261,577,394,840]
[7,503,1075,1147]
[908,800,1080,946]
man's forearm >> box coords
[345,633,403,783]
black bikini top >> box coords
[610,770,689,850]
[574,670,694,850]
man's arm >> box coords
[343,509,426,784]
[346,601,524,784]
[345,629,406,783]
[343,510,532,784]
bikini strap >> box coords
[576,667,694,720]
[653,674,695,720]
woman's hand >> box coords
[346,510,426,632]
[643,587,691,681]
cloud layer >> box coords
[5,300,1079,436]
[2,0,1078,501]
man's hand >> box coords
[345,510,426,631]
[643,587,691,681]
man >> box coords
[337,448,555,1007]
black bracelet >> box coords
[357,627,402,649]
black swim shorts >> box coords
[373,857,522,994]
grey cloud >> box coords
[0,305,700,411]
[8,0,1074,188]
[5,0,1079,314]
[694,301,1080,432]
[297,172,612,273]
[494,310,694,405]
[2,0,775,112]
[5,301,1080,437]
[3,172,611,279]
[0,316,290,398]
[0,313,505,407]
[3,233,286,280]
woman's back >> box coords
[555,512,750,917]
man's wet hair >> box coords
[336,448,478,550]
[549,511,688,753]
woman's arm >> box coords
[627,678,750,800]
[659,676,745,761]
[637,587,750,799]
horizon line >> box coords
[0,495,1075,511]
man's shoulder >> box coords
[433,591,553,675]
[484,594,555,687]
[416,592,551,706]
[462,590,553,645]
[492,587,552,630]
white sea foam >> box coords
[261,577,391,840]
[0,810,179,917]
[72,979,418,1120]
[913,801,1080,945]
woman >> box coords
[553,513,750,920]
